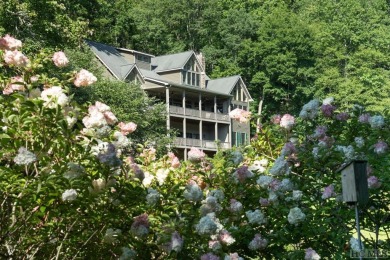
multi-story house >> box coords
[86,40,253,159]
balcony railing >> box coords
[173,137,230,150]
[169,105,229,122]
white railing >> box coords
[169,105,229,122]
[173,137,230,150]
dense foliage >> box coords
[1,36,389,259]
[0,0,389,116]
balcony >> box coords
[169,105,229,122]
[173,137,230,150]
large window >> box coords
[232,132,247,146]
[182,57,201,87]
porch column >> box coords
[182,90,186,115]
[214,96,217,120]
[215,122,218,142]
[199,93,202,117]
[199,120,203,148]
[166,87,170,133]
[183,118,187,144]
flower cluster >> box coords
[288,207,306,225]
[305,248,321,260]
[188,147,206,162]
[13,147,37,165]
[229,108,251,123]
[74,69,97,87]
[299,99,320,119]
[246,209,266,225]
[248,234,268,251]
[131,214,150,237]
[280,114,295,130]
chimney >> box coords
[196,52,206,89]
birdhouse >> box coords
[339,160,369,206]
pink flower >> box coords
[188,147,205,162]
[4,50,29,67]
[374,141,388,154]
[305,247,320,260]
[170,156,181,168]
[229,108,251,123]
[367,176,381,189]
[103,111,118,125]
[30,75,39,82]
[270,114,281,124]
[218,230,235,245]
[359,113,371,123]
[0,34,22,50]
[52,51,69,67]
[321,104,336,117]
[74,69,97,87]
[118,122,137,135]
[3,76,25,95]
[280,114,295,130]
[321,184,335,199]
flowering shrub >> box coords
[0,34,389,259]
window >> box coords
[182,57,201,87]
[232,132,247,146]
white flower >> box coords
[156,168,169,185]
[61,189,77,201]
[288,207,306,225]
[142,171,154,187]
[246,209,266,225]
[13,147,37,165]
[322,97,334,105]
[92,178,106,192]
[41,86,68,108]
[249,160,267,173]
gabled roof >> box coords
[207,75,253,101]
[151,51,194,72]
[207,75,241,94]
[86,40,135,80]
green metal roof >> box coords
[151,51,194,72]
[86,40,134,80]
[206,75,241,94]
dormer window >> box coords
[135,53,151,63]
[182,56,201,87]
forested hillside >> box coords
[2,0,389,116]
